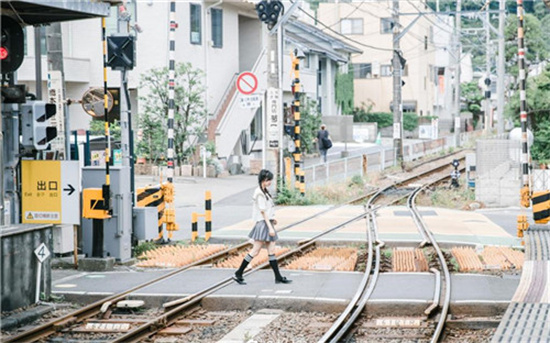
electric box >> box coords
[81,167,132,262]
[133,207,158,241]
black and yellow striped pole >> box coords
[205,190,212,241]
[191,212,199,241]
[101,17,111,210]
[516,0,531,209]
[291,50,304,195]
[191,191,212,242]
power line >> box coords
[291,0,394,52]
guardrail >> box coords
[303,131,484,188]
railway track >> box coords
[6,154,463,343]
[319,168,455,343]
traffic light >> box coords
[1,15,25,74]
[21,101,58,150]
[255,0,283,28]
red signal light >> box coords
[0,47,8,60]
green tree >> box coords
[137,62,207,165]
[335,68,354,115]
[505,13,548,76]
[505,63,550,161]
[461,81,484,128]
[89,119,121,141]
[300,95,322,154]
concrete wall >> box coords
[1,225,53,311]
[321,115,353,142]
[475,139,521,207]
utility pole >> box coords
[34,27,42,100]
[453,0,462,146]
[496,0,505,135]
[484,5,491,132]
[516,0,530,206]
[266,23,279,188]
[256,0,283,192]
[118,7,131,169]
[392,0,403,167]
[45,22,70,159]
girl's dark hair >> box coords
[258,169,274,198]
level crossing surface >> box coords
[52,268,519,316]
[492,225,550,342]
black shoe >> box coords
[233,275,246,285]
[275,277,292,284]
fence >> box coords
[532,170,550,192]
[303,131,484,188]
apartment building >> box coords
[317,0,456,120]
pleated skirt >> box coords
[248,220,278,242]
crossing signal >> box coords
[107,35,135,70]
[21,101,58,150]
[1,15,25,74]
[255,0,283,28]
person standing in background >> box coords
[316,124,331,163]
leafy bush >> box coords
[349,174,364,187]
[300,95,322,154]
[531,120,550,162]
[403,113,419,131]
[275,186,321,205]
[133,241,157,258]
[353,108,393,128]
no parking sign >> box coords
[236,72,258,95]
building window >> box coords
[381,65,392,77]
[190,4,201,45]
[353,63,373,79]
[211,8,223,48]
[380,18,394,34]
[341,18,363,35]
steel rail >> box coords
[321,167,461,342]
[112,210,379,342]
[123,164,461,341]
[410,185,452,343]
[319,185,391,343]
[8,155,461,342]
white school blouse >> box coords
[251,187,275,222]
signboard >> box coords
[113,149,122,166]
[454,117,461,132]
[47,70,66,155]
[239,94,261,109]
[431,118,439,139]
[34,243,51,263]
[236,72,258,95]
[91,150,107,166]
[393,122,401,139]
[266,87,280,148]
[22,161,80,225]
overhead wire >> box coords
[290,0,394,52]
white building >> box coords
[17,0,357,166]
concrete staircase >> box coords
[208,48,267,159]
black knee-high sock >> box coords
[268,254,283,280]
[235,254,253,278]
